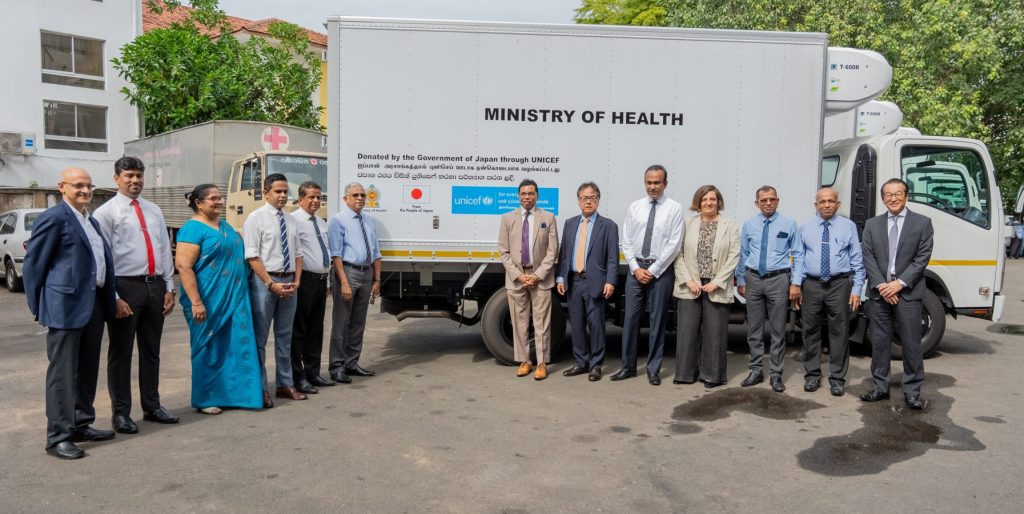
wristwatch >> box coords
[265,280,274,288]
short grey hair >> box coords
[343,182,364,196]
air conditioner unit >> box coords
[0,132,37,155]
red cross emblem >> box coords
[261,126,290,151]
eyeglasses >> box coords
[348,193,367,198]
[519,191,538,197]
[578,195,599,202]
[882,191,907,200]
[60,182,96,191]
[757,198,779,204]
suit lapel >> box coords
[531,208,543,255]
[63,202,92,250]
[896,210,914,262]
[510,211,523,261]
[877,216,891,266]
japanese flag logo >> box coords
[404,185,431,204]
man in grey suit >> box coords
[556,182,619,381]
[859,178,934,410]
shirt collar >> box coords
[889,208,907,220]
[581,212,597,222]
[116,192,140,205]
[521,207,533,216]
[758,212,778,223]
[64,198,89,219]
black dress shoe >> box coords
[295,379,319,395]
[345,365,375,377]
[905,395,924,410]
[47,441,85,460]
[741,369,764,387]
[71,426,116,442]
[562,365,588,377]
[588,368,602,381]
[770,375,786,393]
[609,368,637,381]
[309,375,336,387]
[143,407,179,424]
[859,390,890,402]
[830,383,845,397]
[673,378,696,385]
[703,381,723,389]
[648,374,662,386]
[804,377,821,392]
[330,372,353,384]
[112,415,138,434]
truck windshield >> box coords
[267,155,328,201]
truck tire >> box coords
[480,288,566,365]
[890,289,945,359]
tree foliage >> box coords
[113,0,322,135]
[576,0,1024,209]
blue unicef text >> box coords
[451,186,559,215]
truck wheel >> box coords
[891,290,945,359]
[480,288,566,365]
[5,260,23,292]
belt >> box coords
[808,271,853,283]
[522,264,534,270]
[118,274,161,283]
[266,271,295,277]
[571,271,587,279]
[746,267,790,279]
[343,262,370,272]
[636,258,656,265]
[302,270,330,281]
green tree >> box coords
[576,0,1024,209]
[113,0,322,135]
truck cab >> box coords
[226,151,329,228]
[823,134,1006,355]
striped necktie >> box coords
[277,210,291,272]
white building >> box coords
[0,0,142,188]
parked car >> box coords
[1,208,44,292]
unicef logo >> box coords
[482,196,494,206]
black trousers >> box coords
[293,270,328,379]
[107,278,167,417]
[675,278,730,384]
[800,275,851,385]
[869,297,925,396]
[46,296,104,448]
[566,274,607,370]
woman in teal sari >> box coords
[174,184,263,413]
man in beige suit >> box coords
[497,179,559,380]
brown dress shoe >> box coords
[275,386,308,400]
[534,363,548,381]
[263,394,274,409]
[516,361,532,377]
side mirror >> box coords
[253,188,263,201]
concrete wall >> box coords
[0,187,116,213]
[0,0,142,188]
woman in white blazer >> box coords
[672,185,741,388]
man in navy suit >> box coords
[556,182,619,381]
[859,178,934,410]
[24,168,120,459]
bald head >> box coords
[58,167,95,213]
[814,187,840,220]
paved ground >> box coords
[1,263,1023,513]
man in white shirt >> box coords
[611,165,684,385]
[93,157,179,433]
[289,181,335,393]
[244,173,306,407]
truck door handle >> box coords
[236,206,243,214]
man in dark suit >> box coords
[24,168,121,459]
[859,178,934,410]
[556,182,619,381]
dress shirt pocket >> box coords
[774,231,789,253]
[833,234,852,257]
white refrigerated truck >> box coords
[325,17,1005,363]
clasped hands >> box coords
[877,279,904,304]
[684,280,720,296]
[268,281,298,299]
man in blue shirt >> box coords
[793,188,865,396]
[737,186,802,393]
[327,182,382,384]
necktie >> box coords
[641,200,656,258]
[887,216,899,280]
[356,213,372,266]
[521,211,531,266]
[131,199,156,275]
[758,217,772,276]
[277,210,291,272]
[821,220,831,282]
[311,216,329,268]
[576,217,588,273]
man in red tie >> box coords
[93,156,179,434]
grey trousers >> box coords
[46,296,104,448]
[329,266,373,373]
[868,297,925,396]
[250,274,298,392]
[744,270,790,375]
[675,282,729,384]
[800,275,851,385]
